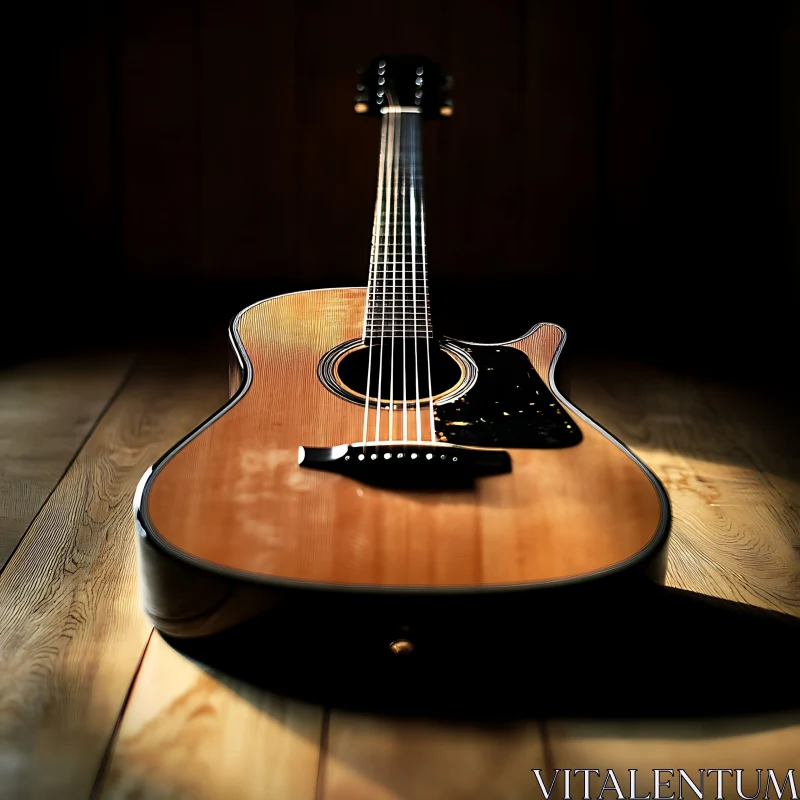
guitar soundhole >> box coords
[331,341,466,406]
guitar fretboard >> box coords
[364,112,431,340]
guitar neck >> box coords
[364,110,432,341]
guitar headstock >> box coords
[354,55,453,119]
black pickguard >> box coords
[434,342,581,449]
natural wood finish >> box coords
[322,714,544,800]
[0,356,226,799]
[145,288,664,587]
[657,455,800,616]
[569,359,800,617]
[99,632,323,799]
[0,354,133,568]
[545,714,799,798]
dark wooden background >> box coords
[7,0,799,375]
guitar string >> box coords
[374,90,397,447]
[361,108,389,450]
[388,93,401,442]
[410,109,422,441]
[401,111,408,442]
[418,114,436,442]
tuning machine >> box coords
[440,74,454,117]
[354,67,369,113]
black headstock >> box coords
[354,55,453,119]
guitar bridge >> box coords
[298,442,511,488]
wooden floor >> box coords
[0,342,798,799]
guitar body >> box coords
[135,288,670,638]
[135,56,669,648]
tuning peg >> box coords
[354,92,369,113]
[442,75,454,91]
[439,96,454,117]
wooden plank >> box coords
[654,453,800,617]
[0,355,133,568]
[702,380,800,512]
[568,358,800,617]
[0,353,226,799]
[545,714,800,799]
[98,632,323,799]
[323,714,544,800]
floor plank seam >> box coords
[0,354,141,578]
[314,708,331,800]
[88,626,155,800]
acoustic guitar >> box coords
[134,55,670,643]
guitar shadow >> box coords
[163,582,800,721]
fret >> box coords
[368,289,429,294]
[364,335,434,340]
[372,235,425,243]
[366,325,432,330]
[367,311,430,314]
[367,295,429,301]
[371,249,427,254]
[367,303,429,310]
[367,299,429,303]
[366,304,430,310]
[366,318,432,322]
[366,310,431,316]
[373,236,425,242]
[372,252,426,256]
